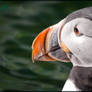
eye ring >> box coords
[74,27,80,35]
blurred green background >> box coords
[0,1,92,91]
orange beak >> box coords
[32,27,56,62]
[32,19,70,62]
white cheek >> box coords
[71,32,85,44]
[61,18,92,66]
[62,27,92,66]
[68,33,86,54]
[62,32,83,55]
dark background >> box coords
[0,1,92,91]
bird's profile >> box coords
[32,7,92,91]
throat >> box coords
[67,66,92,91]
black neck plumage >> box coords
[69,66,92,91]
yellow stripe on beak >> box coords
[61,42,71,53]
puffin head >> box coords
[32,7,92,67]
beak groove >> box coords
[32,19,70,62]
[32,27,56,62]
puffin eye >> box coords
[74,27,80,36]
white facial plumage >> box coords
[61,18,92,67]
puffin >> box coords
[32,7,92,91]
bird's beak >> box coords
[32,19,70,62]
